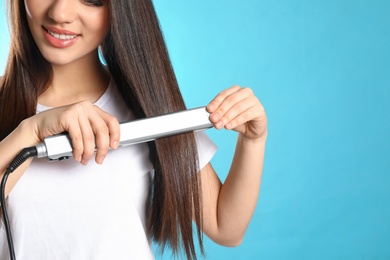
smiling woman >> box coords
[0,0,267,259]
[25,0,109,64]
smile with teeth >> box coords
[47,29,78,40]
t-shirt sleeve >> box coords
[194,131,218,171]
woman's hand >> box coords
[27,101,120,165]
[207,86,267,142]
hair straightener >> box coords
[35,106,213,161]
[1,106,213,260]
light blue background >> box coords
[1,1,390,259]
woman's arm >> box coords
[199,86,268,246]
[0,101,120,197]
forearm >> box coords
[216,132,267,244]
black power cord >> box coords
[1,146,38,260]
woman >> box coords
[0,0,267,259]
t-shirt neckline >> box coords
[36,78,113,113]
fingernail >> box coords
[113,140,119,149]
[207,104,215,112]
[81,159,89,166]
[215,121,223,129]
[97,155,105,164]
[211,113,220,121]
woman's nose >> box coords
[47,0,77,24]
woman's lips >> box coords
[42,26,79,48]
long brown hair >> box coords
[0,0,203,259]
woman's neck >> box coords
[38,53,110,107]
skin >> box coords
[201,87,267,245]
[0,0,267,247]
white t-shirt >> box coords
[0,80,217,260]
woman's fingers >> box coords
[221,97,257,130]
[207,86,267,140]
[55,101,119,165]
[32,100,120,165]
[94,106,120,150]
[93,107,120,164]
[67,119,84,162]
[79,114,104,165]
[208,86,253,129]
[207,85,242,114]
